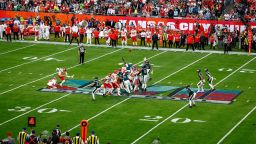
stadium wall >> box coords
[0,10,256,33]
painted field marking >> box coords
[64,51,168,133]
[0,48,123,97]
[64,53,212,133]
[216,57,256,144]
[0,44,36,55]
[131,56,256,144]
[0,48,129,125]
[0,46,77,73]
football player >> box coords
[205,68,215,90]
[86,77,101,100]
[186,85,196,108]
[197,69,205,92]
[47,77,57,89]
[56,68,74,86]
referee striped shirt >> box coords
[18,132,27,144]
[72,136,83,144]
[87,135,99,144]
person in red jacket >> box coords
[5,25,12,42]
[93,28,100,45]
[167,31,174,48]
[186,34,195,51]
[209,34,215,49]
[54,24,60,39]
[194,34,200,50]
[64,24,70,43]
[78,26,85,43]
[174,32,181,48]
[12,23,19,40]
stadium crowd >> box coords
[0,126,100,144]
[0,0,255,21]
[0,14,255,53]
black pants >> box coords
[111,39,116,47]
[140,37,145,46]
[210,43,214,49]
[80,34,84,43]
[224,43,228,54]
[79,52,84,64]
[168,40,173,48]
[186,44,194,51]
[152,41,158,50]
[70,36,79,45]
[200,42,205,50]
[6,34,11,42]
[194,42,199,49]
[55,32,60,38]
[65,34,70,42]
[162,40,167,48]
[175,41,180,48]
[94,37,99,45]
[13,32,19,40]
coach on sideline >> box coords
[78,44,86,64]
[152,32,159,50]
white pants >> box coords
[189,93,196,106]
[124,80,133,93]
[87,36,92,44]
[0,31,3,39]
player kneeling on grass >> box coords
[47,77,57,89]
[205,68,215,90]
[56,68,74,86]
[186,85,196,108]
[196,69,205,92]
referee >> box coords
[87,130,99,144]
[78,44,85,64]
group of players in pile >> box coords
[47,58,153,100]
[47,59,215,108]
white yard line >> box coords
[0,48,123,126]
[131,56,256,144]
[65,51,168,133]
[217,106,256,144]
[64,53,212,134]
[0,44,36,55]
[216,57,256,144]
[0,48,123,96]
[0,46,78,73]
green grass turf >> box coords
[0,41,255,144]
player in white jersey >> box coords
[47,77,57,89]
[44,24,50,40]
[205,68,215,90]
[34,24,39,41]
[19,22,25,40]
[130,28,137,46]
[39,22,44,39]
[197,69,205,92]
[0,23,4,39]
[146,30,152,47]
[86,27,92,44]
[56,68,74,86]
[104,28,110,46]
[120,28,127,46]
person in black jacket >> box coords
[152,32,159,50]
[200,33,206,50]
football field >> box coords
[0,41,256,144]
